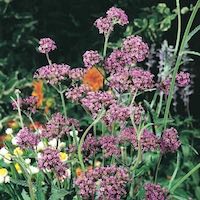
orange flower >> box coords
[7,120,19,129]
[32,80,43,107]
[75,167,82,177]
[29,121,44,131]
[83,67,104,91]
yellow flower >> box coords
[59,152,68,162]
[0,168,8,177]
[4,153,12,164]
[14,163,22,174]
[13,147,23,156]
[83,67,104,91]
[0,168,10,184]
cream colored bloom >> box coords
[59,152,68,162]
[37,141,46,151]
[0,168,10,184]
[13,147,23,156]
[25,158,31,165]
[5,128,13,135]
[29,166,39,174]
[0,147,12,164]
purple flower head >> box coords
[83,50,102,68]
[12,96,38,114]
[83,134,100,159]
[106,7,129,26]
[108,69,130,92]
[68,68,86,80]
[130,68,154,91]
[38,147,68,180]
[160,127,181,153]
[105,50,127,73]
[118,127,137,147]
[131,104,145,125]
[94,17,113,35]
[75,166,129,200]
[34,63,70,85]
[159,78,171,95]
[99,135,120,158]
[176,71,190,87]
[140,129,159,151]
[104,103,130,127]
[41,112,80,140]
[65,84,90,102]
[122,35,149,63]
[145,183,168,200]
[15,127,39,149]
[38,38,57,54]
[81,91,116,117]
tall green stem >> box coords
[174,0,181,56]
[170,162,200,193]
[103,35,109,57]
[163,0,200,130]
[59,84,67,117]
[78,110,105,170]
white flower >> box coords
[25,159,31,165]
[37,141,46,151]
[48,138,57,148]
[67,168,71,178]
[29,166,39,174]
[11,137,18,145]
[0,147,12,164]
[5,128,13,135]
[58,142,66,150]
[69,130,80,142]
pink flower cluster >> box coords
[94,7,128,35]
[83,50,102,68]
[176,71,190,87]
[38,38,57,54]
[34,63,70,85]
[145,183,168,200]
[15,127,39,149]
[160,127,181,153]
[122,35,149,63]
[75,166,129,200]
[41,112,80,140]
[12,96,38,114]
[38,147,68,180]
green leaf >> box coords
[36,173,46,200]
[160,17,172,31]
[21,189,31,200]
[49,188,71,200]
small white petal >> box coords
[5,128,13,135]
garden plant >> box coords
[0,1,200,199]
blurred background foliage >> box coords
[0,0,200,199]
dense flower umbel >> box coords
[118,127,137,147]
[83,50,102,68]
[159,78,171,95]
[176,71,190,87]
[144,183,168,200]
[81,91,116,117]
[83,134,100,159]
[140,130,159,151]
[68,68,86,80]
[105,50,127,73]
[122,35,149,64]
[94,17,113,35]
[160,128,181,153]
[130,68,154,91]
[12,96,38,114]
[75,166,129,200]
[99,135,120,158]
[38,147,68,179]
[65,84,90,102]
[104,103,130,127]
[106,7,129,26]
[41,113,80,140]
[34,63,70,85]
[38,38,57,54]
[131,104,145,125]
[15,127,39,149]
